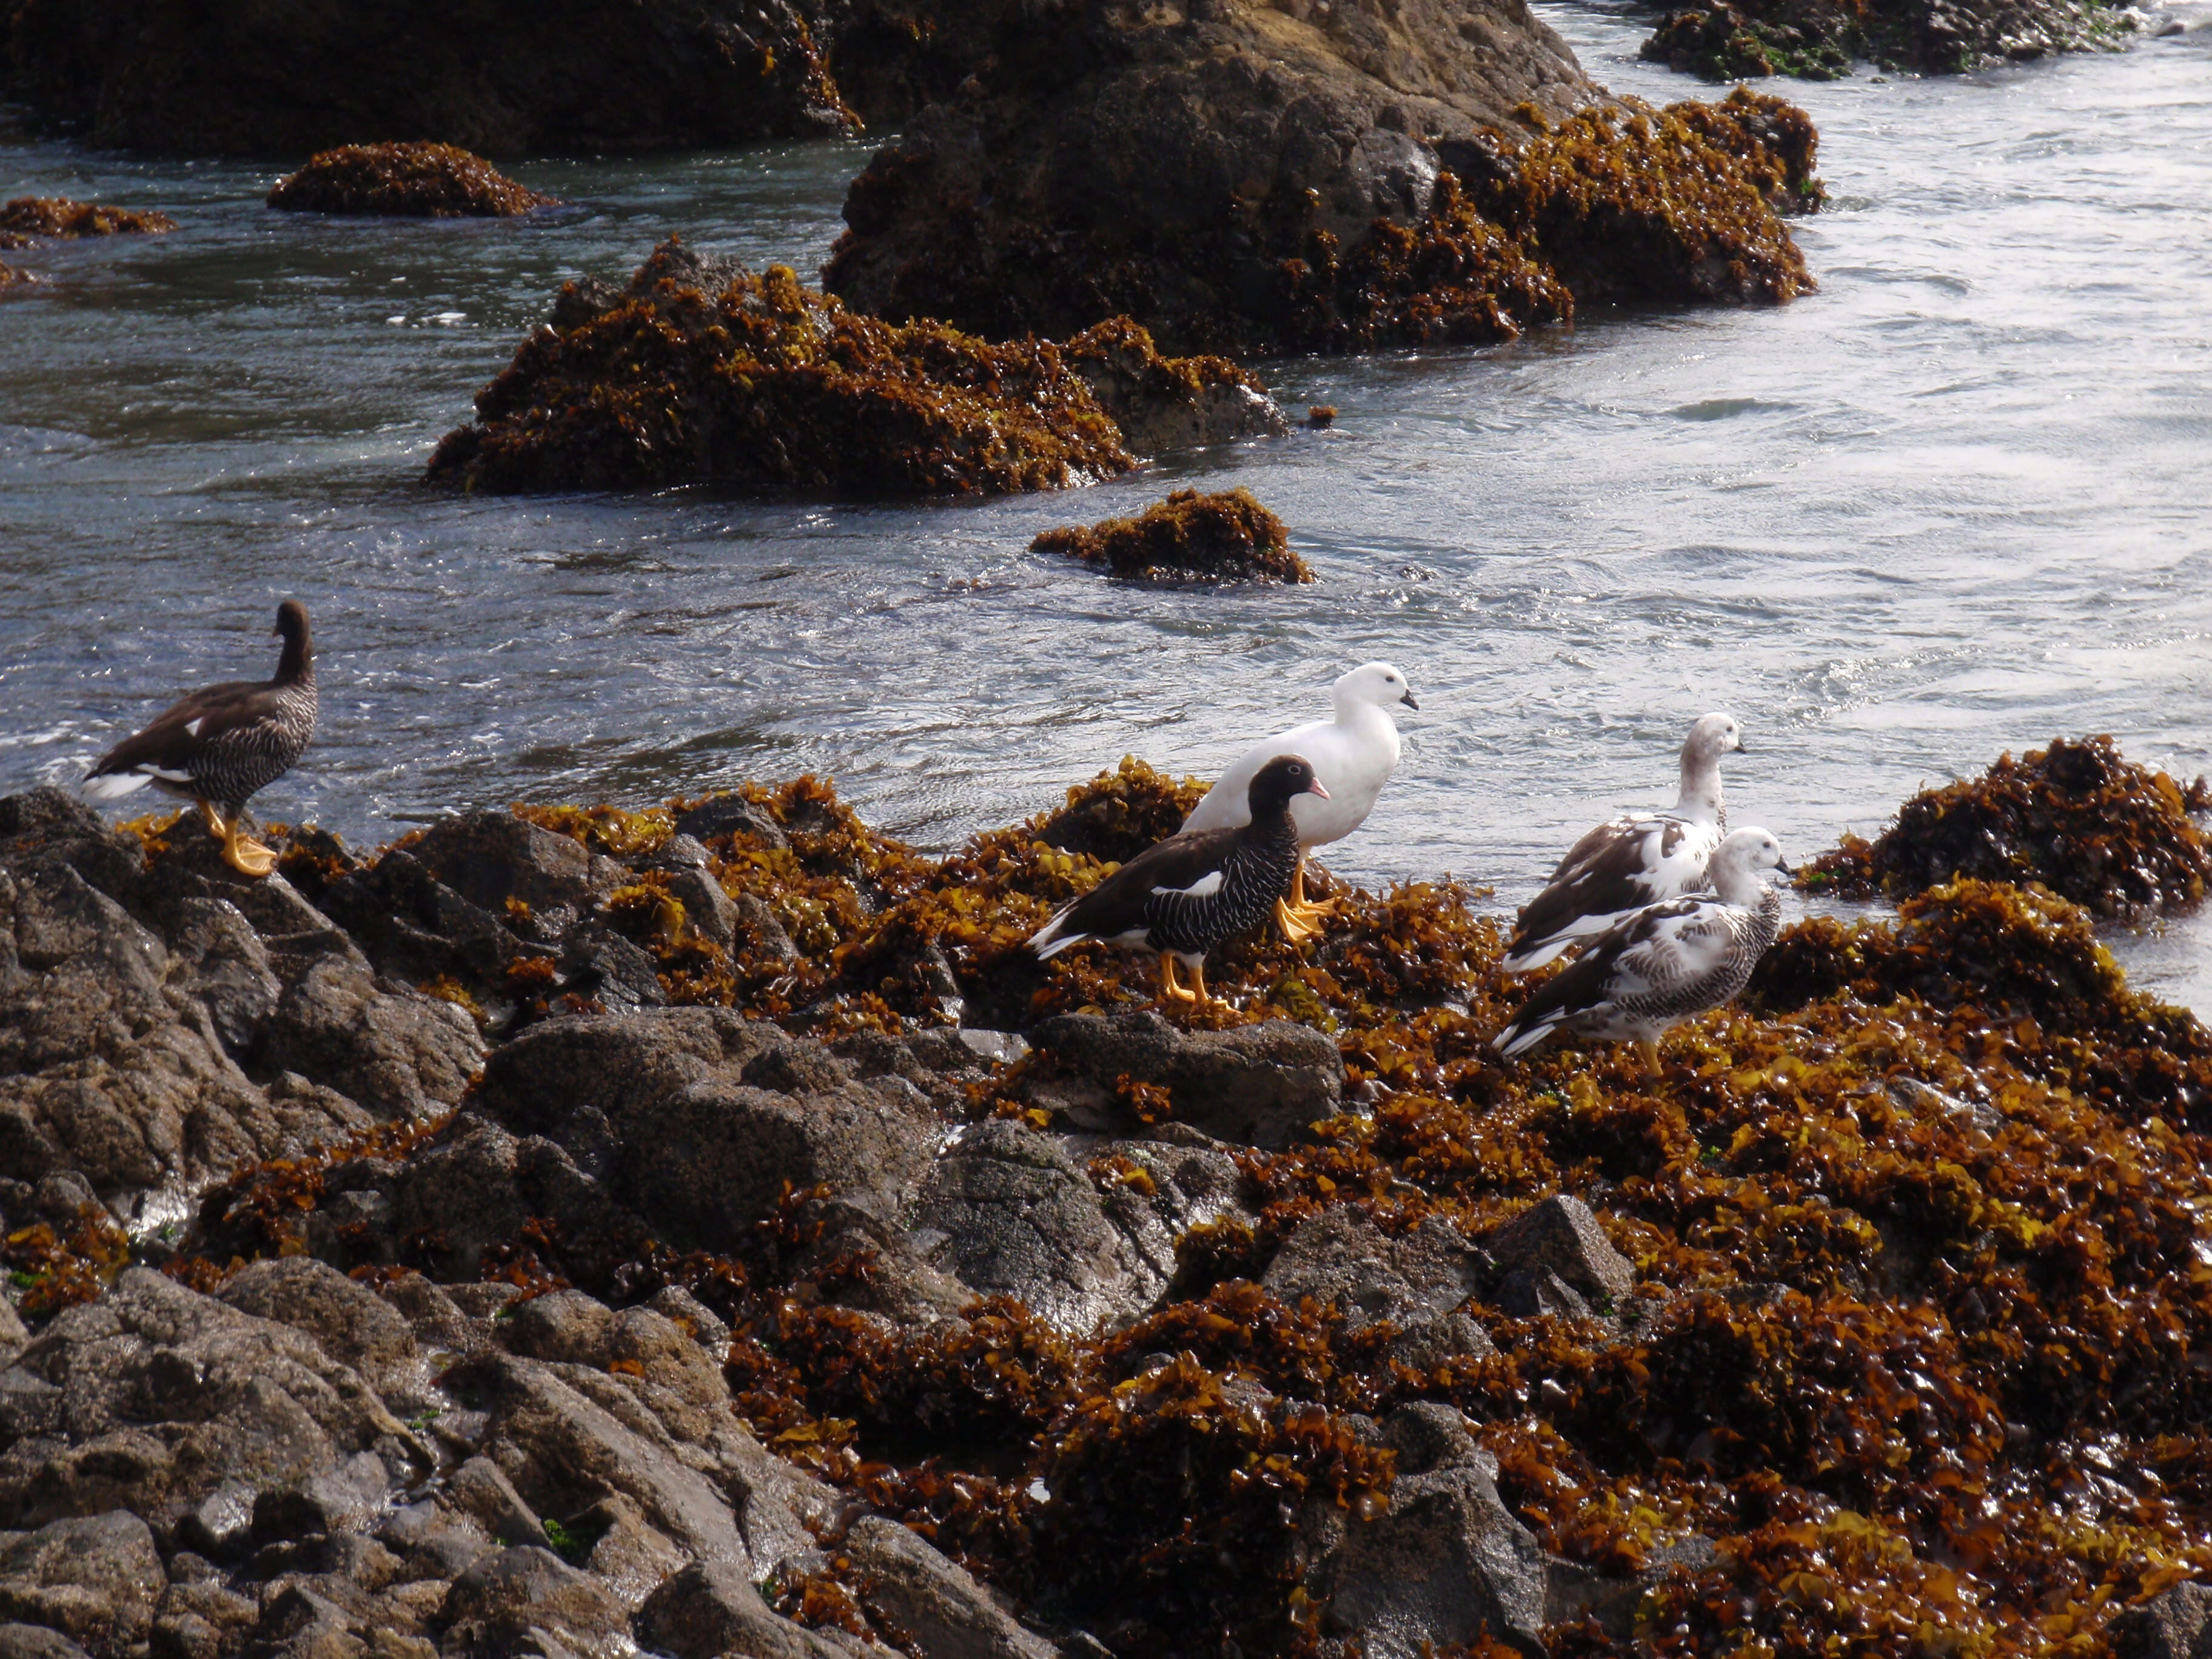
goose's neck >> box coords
[1711,862,1773,909]
[1672,754,1724,827]
[278,635,313,685]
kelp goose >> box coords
[1502,711,1746,973]
[84,600,318,876]
[1179,662,1416,942]
[1031,754,1327,1005]
[1493,826,1791,1074]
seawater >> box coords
[2,2,2208,1007]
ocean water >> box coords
[2,3,2208,1008]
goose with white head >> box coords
[1502,711,1747,973]
[1178,662,1417,941]
[1031,754,1329,1006]
[1493,826,1791,1076]
[83,600,318,877]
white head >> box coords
[1681,712,1745,769]
[1333,662,1418,716]
[1708,826,1790,901]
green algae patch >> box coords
[1032,488,1313,584]
[0,196,176,241]
[1642,0,2140,79]
[267,142,556,218]
[1802,734,2212,916]
[427,240,1136,498]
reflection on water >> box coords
[1,12,2207,1007]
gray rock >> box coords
[404,814,612,919]
[0,1303,26,1368]
[442,1459,544,1551]
[908,1121,1170,1335]
[1386,1310,1497,1372]
[437,1546,626,1659]
[219,1258,418,1395]
[2110,1581,2212,1659]
[1318,1463,1548,1658]
[452,1350,813,1583]
[478,1009,933,1256]
[0,1511,165,1657]
[1544,1536,1718,1638]
[645,1287,730,1355]
[258,956,482,1122]
[1264,1209,1488,1332]
[164,896,281,1057]
[841,1516,1055,1659]
[635,1560,850,1659]
[1378,1403,1485,1479]
[0,1625,92,1659]
[250,1452,393,1544]
[1494,1265,1591,1320]
[557,922,666,1013]
[380,1115,643,1284]
[1024,1011,1343,1148]
[0,1369,60,1442]
[671,796,787,851]
[655,867,737,952]
[1483,1196,1634,1309]
[0,1269,422,1530]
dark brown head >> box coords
[1247,754,1329,818]
[273,599,312,680]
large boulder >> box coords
[822,0,1820,354]
[5,0,854,156]
[476,1007,936,1253]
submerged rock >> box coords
[0,198,173,245]
[1640,0,2137,79]
[427,240,1139,498]
[1801,733,2212,916]
[3,0,854,155]
[821,0,1819,353]
[1033,488,1314,584]
[267,143,554,218]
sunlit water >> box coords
[3,5,2209,1009]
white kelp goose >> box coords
[83,599,318,876]
[1031,754,1328,1005]
[1493,826,1791,1074]
[1502,711,1746,973]
[1179,662,1416,942]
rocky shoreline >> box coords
[4,737,2210,1658]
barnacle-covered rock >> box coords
[4,0,854,155]
[267,143,554,218]
[1032,488,1314,584]
[1061,317,1289,454]
[1801,733,2212,915]
[427,240,1138,498]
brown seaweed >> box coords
[1031,488,1313,584]
[266,142,556,218]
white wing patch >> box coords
[1155,870,1224,899]
[184,717,204,739]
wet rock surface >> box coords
[0,199,174,246]
[3,0,854,155]
[1638,0,2137,79]
[5,734,2212,1658]
[429,242,1289,498]
[267,144,554,218]
[1033,488,1313,584]
[820,0,1819,354]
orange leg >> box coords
[1158,953,1196,1003]
[221,814,279,878]
[197,799,226,839]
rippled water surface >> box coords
[3,6,2209,1006]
